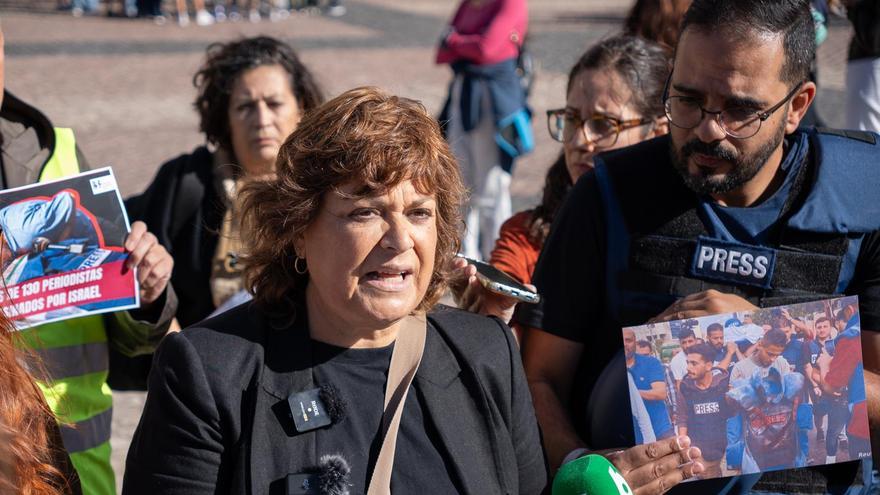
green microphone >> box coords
[552,454,632,495]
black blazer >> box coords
[126,146,223,328]
[122,303,547,494]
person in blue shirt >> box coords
[624,328,674,439]
[707,322,740,370]
[774,309,812,375]
[808,315,848,462]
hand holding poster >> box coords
[623,296,871,481]
[0,168,138,328]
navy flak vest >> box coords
[586,128,880,495]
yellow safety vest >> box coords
[17,127,116,495]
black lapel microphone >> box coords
[286,454,351,495]
[287,385,347,433]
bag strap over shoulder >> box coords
[366,313,427,495]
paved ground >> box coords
[1,2,855,491]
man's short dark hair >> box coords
[679,329,696,341]
[815,316,832,327]
[707,323,724,335]
[637,340,652,350]
[680,0,815,85]
[762,328,788,348]
[687,343,717,365]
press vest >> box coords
[17,128,116,495]
[586,128,880,493]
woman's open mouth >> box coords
[363,270,413,291]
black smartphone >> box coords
[459,256,540,304]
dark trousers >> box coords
[827,401,850,456]
[137,0,161,15]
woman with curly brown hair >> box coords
[123,86,547,494]
[127,36,323,328]
[0,310,80,494]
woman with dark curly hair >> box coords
[122,86,547,494]
[127,36,323,327]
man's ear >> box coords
[784,81,817,134]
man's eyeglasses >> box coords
[546,109,653,148]
[663,72,804,139]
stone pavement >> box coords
[1,2,854,491]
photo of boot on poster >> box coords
[623,296,871,481]
[0,168,138,328]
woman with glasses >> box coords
[457,35,671,325]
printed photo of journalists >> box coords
[623,295,871,481]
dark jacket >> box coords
[126,146,223,328]
[122,303,548,495]
[848,0,880,61]
[0,91,90,189]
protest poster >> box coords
[0,168,138,329]
[623,296,870,480]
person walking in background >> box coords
[127,37,323,329]
[70,0,99,16]
[844,0,880,132]
[175,0,214,26]
[437,0,531,261]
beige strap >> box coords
[366,313,427,495]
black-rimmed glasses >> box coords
[546,109,653,148]
[663,72,804,139]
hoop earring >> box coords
[294,256,308,275]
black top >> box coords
[678,370,732,462]
[311,340,460,494]
[122,303,547,495]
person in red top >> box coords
[435,0,527,67]
[456,36,671,328]
[437,0,530,262]
[815,303,872,461]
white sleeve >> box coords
[670,353,687,380]
[628,372,656,443]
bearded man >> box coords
[515,0,880,492]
